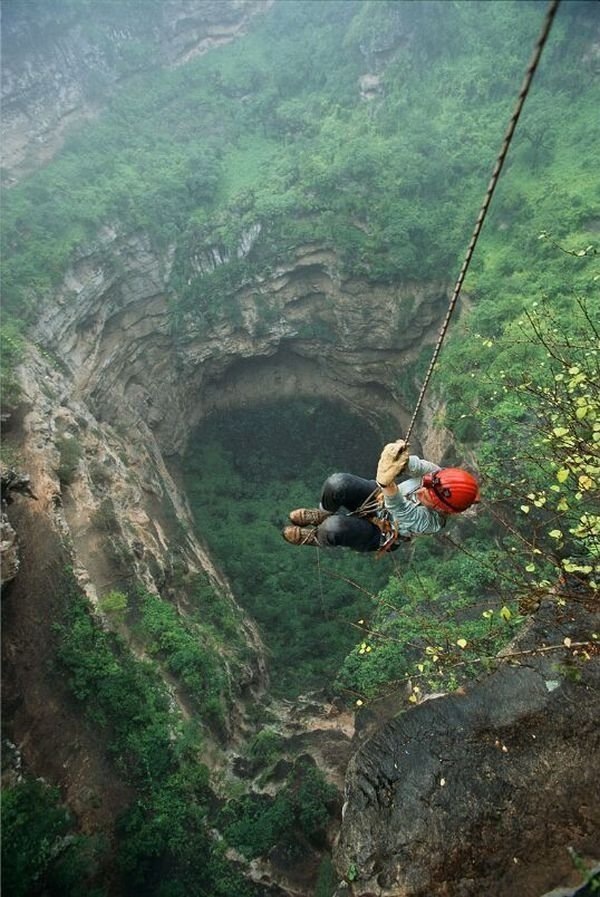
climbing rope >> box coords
[404,0,561,442]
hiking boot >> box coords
[282,525,319,546]
[289,507,331,526]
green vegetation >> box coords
[56,434,83,486]
[1,778,105,897]
[219,757,338,859]
[54,586,178,785]
[2,1,597,394]
[137,588,227,728]
[50,574,259,895]
[45,571,342,894]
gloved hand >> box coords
[376,440,410,487]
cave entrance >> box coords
[182,398,393,698]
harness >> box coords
[352,488,411,557]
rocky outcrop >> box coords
[9,338,267,705]
[334,599,600,897]
[0,465,37,587]
[1,0,272,182]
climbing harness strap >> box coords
[353,487,411,555]
[405,0,561,442]
[371,510,402,557]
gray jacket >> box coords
[384,455,446,537]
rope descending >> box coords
[404,0,561,442]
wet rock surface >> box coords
[335,600,600,897]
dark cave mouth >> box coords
[186,397,383,485]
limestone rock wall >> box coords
[32,229,448,458]
[4,221,447,761]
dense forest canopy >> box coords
[1,1,599,895]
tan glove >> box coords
[376,440,410,487]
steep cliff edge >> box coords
[335,599,600,897]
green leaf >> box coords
[556,468,569,483]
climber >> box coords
[282,440,480,553]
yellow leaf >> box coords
[525,563,536,573]
[520,505,530,514]
[557,469,569,483]
[563,637,572,648]
[456,638,468,649]
[578,475,593,491]
[356,699,364,707]
[576,406,589,420]
[408,693,418,704]
[500,606,512,621]
[553,427,569,438]
[549,529,563,539]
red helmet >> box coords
[422,468,480,514]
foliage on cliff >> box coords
[1,1,597,347]
[336,268,599,703]
[6,570,338,896]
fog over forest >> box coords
[1,2,599,896]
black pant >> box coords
[318,473,382,552]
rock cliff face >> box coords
[32,228,448,457]
[335,599,600,897]
[1,0,272,182]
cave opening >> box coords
[182,397,395,698]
